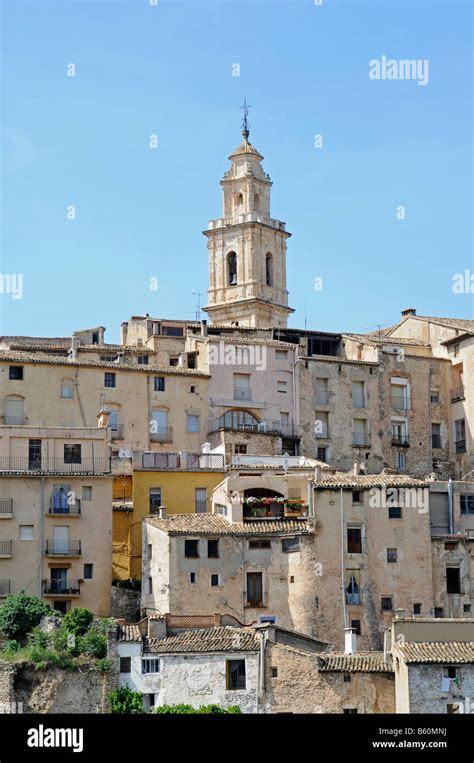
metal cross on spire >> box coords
[240,97,251,140]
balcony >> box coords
[0,540,12,557]
[0,499,13,518]
[234,387,252,402]
[346,593,361,605]
[43,579,81,596]
[244,498,307,521]
[391,394,411,411]
[2,416,27,426]
[451,386,465,403]
[208,418,286,436]
[391,431,410,447]
[111,425,124,441]
[0,457,111,474]
[48,497,81,516]
[149,427,173,443]
[432,434,444,449]
[45,540,81,556]
[0,579,10,597]
[352,434,370,447]
[352,393,366,409]
[138,451,225,470]
[455,440,467,454]
[315,426,330,439]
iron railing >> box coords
[139,451,224,470]
[315,390,329,405]
[45,540,81,556]
[44,579,80,595]
[391,431,410,447]
[432,434,443,449]
[391,394,411,410]
[455,440,467,454]
[352,434,370,447]
[346,593,361,605]
[149,427,173,443]
[233,387,252,401]
[0,499,13,515]
[0,540,12,556]
[2,416,27,426]
[49,496,81,515]
[0,457,111,473]
[352,393,366,409]
[0,580,10,596]
[451,387,465,402]
[111,425,124,440]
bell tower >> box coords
[203,101,294,328]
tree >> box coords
[109,687,143,714]
[62,608,94,636]
[0,593,52,642]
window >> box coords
[149,488,162,514]
[169,356,179,367]
[391,382,410,410]
[343,708,358,715]
[446,567,461,594]
[187,414,200,433]
[315,378,329,405]
[4,397,25,425]
[351,619,361,635]
[352,491,363,504]
[460,495,474,515]
[271,667,278,678]
[120,657,131,673]
[147,577,153,595]
[388,506,402,519]
[137,355,149,365]
[434,607,444,618]
[228,252,237,285]
[445,666,457,679]
[249,540,271,549]
[233,373,251,401]
[104,372,116,388]
[190,385,196,393]
[397,452,406,469]
[381,597,393,612]
[19,525,34,540]
[187,353,197,369]
[345,572,360,605]
[82,487,92,501]
[352,381,365,408]
[347,528,362,554]
[211,574,219,587]
[190,572,196,584]
[147,544,152,561]
[142,659,160,674]
[455,419,466,453]
[463,604,471,613]
[260,616,277,625]
[343,674,351,683]
[234,444,247,454]
[109,410,120,434]
[317,446,327,462]
[277,381,287,393]
[275,350,288,360]
[246,572,263,607]
[185,539,199,558]
[265,253,274,286]
[387,548,397,563]
[9,366,23,380]
[432,423,442,449]
[282,537,300,553]
[61,379,74,399]
[195,488,207,514]
[92,332,99,344]
[290,575,295,583]
[445,542,458,551]
[453,343,459,357]
[154,377,165,392]
[352,419,368,446]
[100,355,117,362]
[431,390,440,403]
[208,540,219,559]
[64,444,81,464]
[413,603,422,615]
[83,564,93,579]
[161,325,184,337]
[29,439,41,469]
[227,659,246,690]
[315,411,329,438]
[217,409,260,431]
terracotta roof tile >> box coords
[145,626,260,654]
[318,652,392,672]
[397,642,474,664]
[144,513,312,536]
[117,623,142,642]
[314,472,429,489]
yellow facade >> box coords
[114,470,225,581]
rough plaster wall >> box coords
[263,644,395,713]
[407,664,474,714]
[431,539,473,619]
[110,587,141,621]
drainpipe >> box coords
[39,478,45,597]
[307,479,314,518]
[448,477,454,535]
[257,628,267,714]
[340,488,348,629]
[292,346,300,450]
[428,365,433,472]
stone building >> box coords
[0,424,113,615]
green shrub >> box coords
[109,686,143,714]
[3,639,20,654]
[77,629,107,659]
[0,593,52,642]
[96,658,112,672]
[29,646,74,671]
[62,608,94,636]
[152,704,242,714]
[27,628,50,649]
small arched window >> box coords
[254,193,260,210]
[228,252,237,286]
[61,379,74,399]
[235,193,244,213]
[265,253,274,287]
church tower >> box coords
[203,102,294,328]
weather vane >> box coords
[240,97,251,140]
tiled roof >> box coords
[166,615,220,628]
[0,351,208,377]
[145,513,312,536]
[229,139,264,161]
[314,472,429,489]
[117,623,142,642]
[396,642,474,664]
[318,653,393,672]
[412,316,474,331]
[145,626,260,654]
[343,333,428,348]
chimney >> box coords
[201,320,208,337]
[120,322,129,345]
[383,629,391,663]
[147,616,166,640]
[158,506,166,519]
[401,308,416,317]
[353,461,359,476]
[344,627,357,655]
[315,465,321,481]
[97,404,111,429]
[69,335,81,361]
[307,479,314,518]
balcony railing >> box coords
[391,431,410,447]
[455,440,467,454]
[346,593,361,605]
[45,540,81,556]
[315,426,329,439]
[244,499,306,520]
[352,434,370,447]
[208,418,291,436]
[43,579,80,596]
[234,387,252,401]
[432,434,443,449]
[139,451,225,470]
[0,457,111,474]
[391,394,411,410]
[0,579,11,596]
[111,425,124,440]
[0,540,12,556]
[49,496,81,515]
[0,499,13,516]
[195,500,208,513]
[2,416,27,426]
[451,386,465,402]
[149,427,173,443]
[352,393,365,409]
[315,390,329,405]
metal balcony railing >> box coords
[391,394,411,410]
[315,390,329,405]
[195,500,208,513]
[432,434,443,449]
[451,386,465,402]
[45,540,81,556]
[44,579,80,595]
[315,426,329,439]
[0,457,110,473]
[49,496,81,515]
[139,451,225,470]
[0,499,13,515]
[111,425,124,440]
[149,427,173,443]
[2,416,27,426]
[0,540,13,556]
[455,440,467,454]
[352,434,370,447]
[0,579,11,596]
[390,428,410,447]
[234,387,252,401]
[346,593,361,605]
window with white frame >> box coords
[141,658,160,674]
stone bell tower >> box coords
[203,101,294,328]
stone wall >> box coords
[111,586,141,622]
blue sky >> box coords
[1,0,472,343]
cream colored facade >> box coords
[0,425,113,615]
